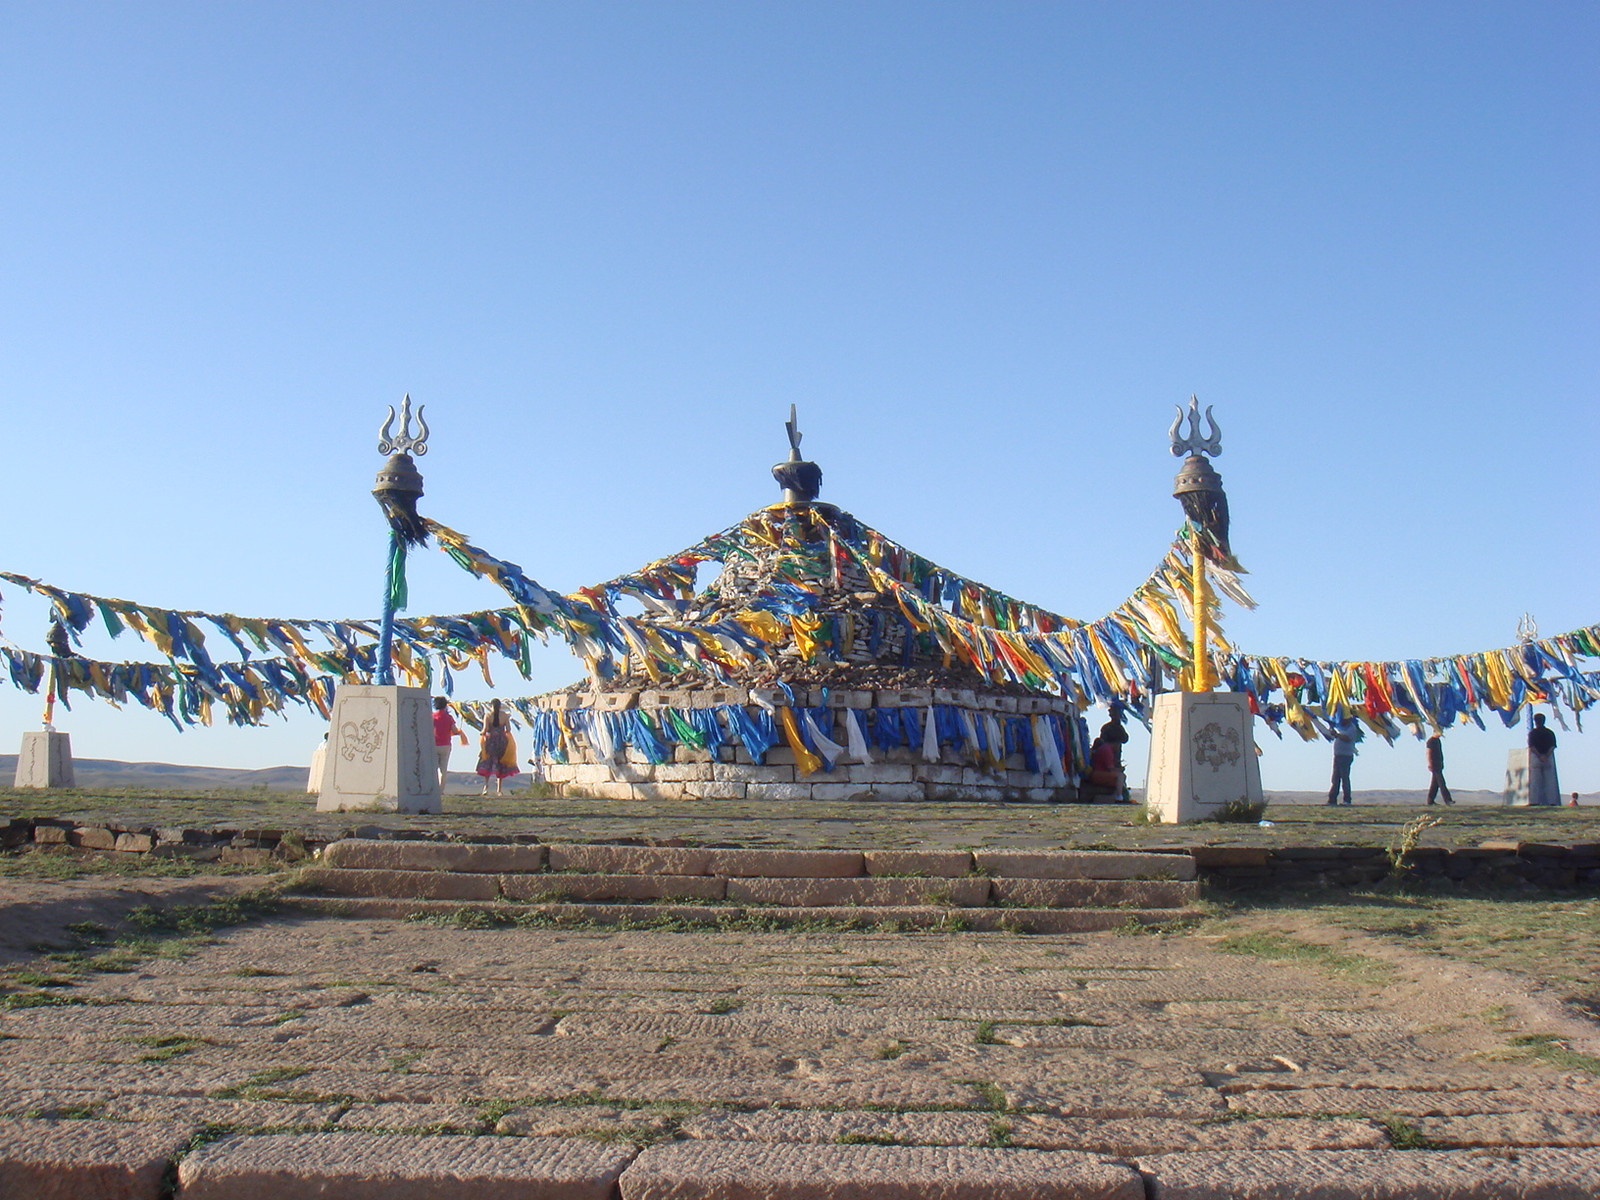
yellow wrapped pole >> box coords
[1189,525,1212,693]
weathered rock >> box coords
[0,1117,196,1200]
[320,840,547,873]
[973,850,1197,881]
[178,1132,635,1199]
[619,1140,1144,1200]
[294,867,500,901]
[863,850,974,877]
[708,849,866,878]
[725,877,989,907]
[545,844,714,875]
[1135,1147,1600,1199]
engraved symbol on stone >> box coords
[1191,721,1241,771]
[339,718,386,763]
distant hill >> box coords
[0,755,310,793]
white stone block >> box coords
[652,764,714,782]
[684,782,748,800]
[809,783,879,801]
[688,687,747,709]
[746,783,815,802]
[14,730,74,788]
[1144,691,1263,824]
[712,763,797,783]
[914,765,966,786]
[851,782,923,802]
[849,764,915,784]
[316,685,441,814]
[594,692,637,711]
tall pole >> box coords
[372,396,430,687]
[1169,396,1229,695]
[1189,523,1211,692]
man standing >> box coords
[432,697,467,790]
[1527,713,1560,806]
[1327,720,1357,805]
[1426,731,1455,806]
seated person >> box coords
[1083,735,1127,802]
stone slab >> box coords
[619,1140,1144,1200]
[973,850,1197,881]
[863,850,975,877]
[1418,1113,1600,1149]
[988,878,1199,908]
[321,840,547,873]
[335,1103,483,1132]
[295,867,500,901]
[546,844,715,875]
[708,849,866,878]
[0,1117,196,1200]
[1006,1115,1386,1153]
[725,877,990,907]
[178,1132,635,1199]
[1135,1147,1600,1199]
[678,1109,995,1146]
[96,1095,341,1127]
[503,874,727,902]
[1228,1087,1600,1117]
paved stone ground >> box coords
[4,881,1600,1194]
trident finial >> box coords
[378,394,430,457]
[1516,612,1539,643]
[784,403,803,461]
[1169,395,1221,458]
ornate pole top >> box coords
[1517,612,1539,643]
[378,394,430,457]
[772,403,823,503]
[1169,395,1221,459]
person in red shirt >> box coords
[432,698,467,789]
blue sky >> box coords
[1,2,1594,793]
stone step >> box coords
[10,1121,1600,1199]
[316,839,1196,882]
[286,896,1188,934]
[294,866,1198,911]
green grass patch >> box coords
[1216,931,1394,983]
[1506,1033,1600,1075]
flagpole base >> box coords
[316,684,441,813]
[1143,692,1262,824]
[15,730,75,789]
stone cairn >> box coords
[529,426,1084,805]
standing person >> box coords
[476,699,519,796]
[432,697,467,790]
[1327,719,1357,805]
[1426,731,1455,805]
[1527,713,1560,806]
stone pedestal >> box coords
[14,730,75,789]
[316,685,440,813]
[1144,691,1263,824]
[1503,747,1560,806]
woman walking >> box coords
[476,699,519,796]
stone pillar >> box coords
[15,730,75,788]
[1144,691,1263,823]
[316,684,441,813]
[1504,746,1560,806]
